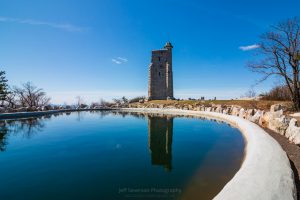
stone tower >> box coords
[148,115,173,171]
[148,42,174,100]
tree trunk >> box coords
[293,69,300,111]
[293,94,300,111]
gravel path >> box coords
[265,128,300,199]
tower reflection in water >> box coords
[147,115,173,171]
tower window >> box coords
[158,72,161,77]
[158,57,160,61]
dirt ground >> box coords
[264,128,300,199]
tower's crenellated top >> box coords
[164,42,173,50]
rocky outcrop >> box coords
[238,108,245,118]
[259,111,271,127]
[268,116,290,135]
[285,118,300,145]
[205,107,212,112]
[231,106,241,116]
[249,110,263,123]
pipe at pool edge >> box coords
[119,108,297,200]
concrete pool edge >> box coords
[119,108,297,200]
[0,108,115,119]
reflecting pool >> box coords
[0,111,244,200]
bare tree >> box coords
[112,98,122,104]
[99,98,107,106]
[121,96,128,104]
[14,82,50,108]
[260,85,291,101]
[5,88,17,108]
[75,96,83,107]
[75,96,88,108]
[99,98,112,107]
[244,89,256,98]
[249,17,300,110]
[90,102,99,108]
[0,71,10,106]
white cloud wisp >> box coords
[239,44,260,51]
[0,16,85,32]
[112,57,128,64]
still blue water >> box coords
[0,111,244,200]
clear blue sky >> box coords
[1,0,299,104]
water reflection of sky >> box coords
[0,111,244,200]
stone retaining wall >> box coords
[129,103,300,145]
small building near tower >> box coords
[148,42,174,100]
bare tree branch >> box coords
[248,17,300,110]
